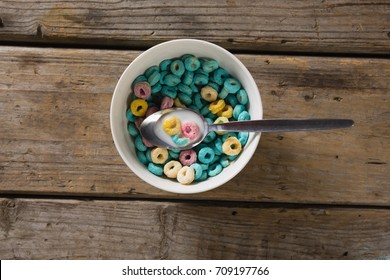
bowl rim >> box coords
[110,39,262,194]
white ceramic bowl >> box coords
[110,39,262,194]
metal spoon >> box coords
[139,107,354,150]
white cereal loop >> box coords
[177,166,195,185]
[163,160,182,178]
[151,147,169,164]
[222,136,242,156]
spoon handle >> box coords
[209,119,354,133]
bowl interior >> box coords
[110,39,262,193]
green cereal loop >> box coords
[193,73,208,86]
[202,60,219,73]
[136,150,148,165]
[168,149,179,159]
[161,85,177,99]
[159,59,172,71]
[190,163,203,180]
[159,71,168,85]
[208,163,222,177]
[237,89,248,105]
[178,93,192,105]
[220,155,230,168]
[147,70,161,86]
[163,74,181,86]
[127,122,139,137]
[226,94,238,108]
[126,108,136,122]
[218,88,229,99]
[151,83,162,94]
[198,147,215,164]
[177,83,192,95]
[193,94,206,109]
[132,75,147,89]
[184,56,200,71]
[182,71,194,85]
[238,132,249,145]
[145,65,159,78]
[213,68,230,85]
[207,82,220,92]
[224,77,241,93]
[238,110,250,121]
[170,60,185,77]
[147,162,163,176]
[203,131,216,143]
[233,104,245,120]
[134,135,147,151]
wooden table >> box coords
[0,0,389,259]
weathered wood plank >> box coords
[0,46,389,205]
[1,198,389,259]
[0,0,389,54]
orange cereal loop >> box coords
[217,104,233,118]
[130,99,148,117]
[208,99,225,114]
[163,116,181,135]
[222,136,242,156]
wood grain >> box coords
[0,0,389,54]
[0,46,389,205]
[1,198,389,259]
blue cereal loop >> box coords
[222,132,238,142]
[136,150,148,165]
[126,108,136,122]
[177,83,192,95]
[226,94,238,108]
[237,89,248,105]
[213,137,223,154]
[202,60,219,73]
[220,155,230,168]
[210,155,220,164]
[207,82,220,92]
[208,163,222,177]
[161,85,177,99]
[163,74,181,86]
[168,149,180,159]
[198,147,215,164]
[132,75,147,89]
[203,131,216,143]
[159,71,168,85]
[184,56,201,72]
[190,163,203,180]
[193,73,208,87]
[147,162,163,176]
[193,93,207,109]
[170,60,185,77]
[213,68,230,85]
[144,65,159,78]
[159,59,172,71]
[182,71,194,85]
[127,122,139,137]
[134,135,147,151]
[227,155,238,161]
[197,170,208,181]
[224,78,241,93]
[200,105,210,116]
[218,88,229,99]
[190,82,199,93]
[233,104,245,120]
[188,105,200,113]
[238,132,249,145]
[145,148,153,162]
[238,110,250,121]
[199,163,209,171]
[171,135,189,146]
[147,70,161,86]
[151,83,162,94]
[178,93,192,105]
[181,54,194,61]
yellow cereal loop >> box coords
[174,97,187,108]
[213,116,229,135]
[222,136,242,156]
[130,98,148,117]
[200,86,218,102]
[151,147,169,164]
[163,116,181,135]
[163,160,182,178]
[177,166,195,184]
[217,104,233,118]
[208,99,225,114]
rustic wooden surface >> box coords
[0,0,390,54]
[1,198,390,260]
[0,0,389,260]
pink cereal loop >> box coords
[181,121,200,140]
[142,136,154,147]
[134,82,151,99]
[179,149,197,166]
[160,96,174,109]
[146,106,159,117]
[135,117,144,130]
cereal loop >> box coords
[181,121,200,140]
[177,166,195,184]
[200,86,218,102]
[213,116,229,135]
[163,160,182,178]
[160,96,174,110]
[222,136,242,156]
[209,99,225,114]
[151,147,169,164]
[130,99,148,117]
[134,82,151,99]
[217,105,233,118]
[163,116,181,135]
[179,149,197,166]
